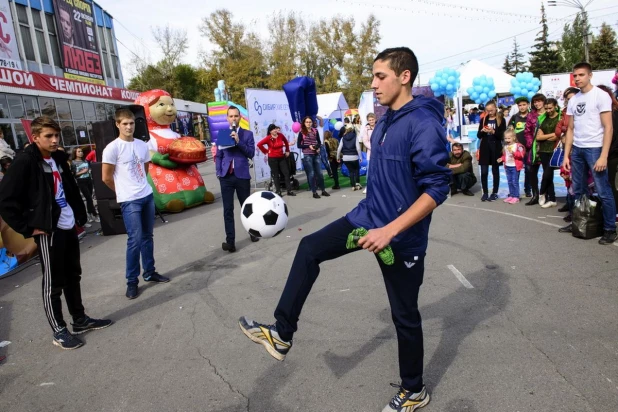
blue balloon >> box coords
[483,87,490,93]
[447,76,455,83]
[512,87,521,95]
[527,91,535,99]
[480,93,488,101]
[467,87,474,95]
[487,78,495,85]
[430,82,439,91]
[511,78,518,87]
[480,80,487,87]
[474,85,482,92]
[471,92,479,100]
[473,78,481,86]
[440,79,447,87]
[446,84,453,91]
[488,91,496,98]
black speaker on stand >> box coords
[91,162,126,236]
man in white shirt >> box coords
[102,109,170,299]
[563,62,617,245]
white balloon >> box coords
[334,121,343,131]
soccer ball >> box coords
[240,191,288,238]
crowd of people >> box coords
[448,62,618,245]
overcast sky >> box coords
[101,0,618,89]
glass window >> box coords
[13,123,29,151]
[105,104,115,120]
[60,122,76,147]
[97,27,107,51]
[95,103,107,121]
[20,26,35,61]
[86,122,94,145]
[35,30,49,64]
[112,55,120,79]
[83,102,96,121]
[55,99,71,120]
[31,11,43,29]
[46,14,62,67]
[0,94,9,119]
[106,28,115,54]
[15,5,28,24]
[102,51,111,78]
[7,95,25,119]
[39,97,57,119]
[74,122,89,145]
[23,96,40,119]
[69,100,84,120]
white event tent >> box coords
[317,92,349,119]
[458,59,515,96]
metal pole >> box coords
[582,9,589,62]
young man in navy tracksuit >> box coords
[239,47,450,411]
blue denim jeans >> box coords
[571,146,617,231]
[505,166,520,198]
[120,193,156,285]
[302,154,325,193]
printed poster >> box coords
[0,0,22,69]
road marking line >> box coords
[447,265,474,289]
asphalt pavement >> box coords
[1,160,617,412]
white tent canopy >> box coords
[458,59,514,96]
[317,92,349,119]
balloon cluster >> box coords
[510,72,541,100]
[213,80,229,102]
[467,75,496,104]
[429,68,461,98]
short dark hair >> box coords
[563,87,579,98]
[374,47,419,85]
[31,116,60,136]
[545,98,559,107]
[267,124,278,134]
[531,93,547,104]
[573,62,592,73]
[115,108,135,123]
[452,143,463,150]
[515,97,529,104]
[227,106,240,115]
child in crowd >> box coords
[498,129,525,204]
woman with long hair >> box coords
[257,124,296,197]
[597,85,618,217]
[297,116,330,199]
[477,101,505,201]
[71,146,99,223]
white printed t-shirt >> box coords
[102,138,152,203]
[505,144,517,167]
[44,157,75,229]
[566,86,612,148]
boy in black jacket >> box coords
[0,116,112,350]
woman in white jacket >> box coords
[0,129,15,160]
[360,113,376,194]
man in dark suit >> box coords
[215,106,258,252]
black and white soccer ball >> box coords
[240,191,288,238]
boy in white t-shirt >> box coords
[0,116,112,350]
[102,109,170,299]
[564,62,616,244]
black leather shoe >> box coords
[321,190,330,197]
[462,189,474,196]
[144,272,170,283]
[313,193,321,199]
[250,234,260,242]
[287,191,296,196]
[525,196,539,206]
[222,242,236,252]
[126,284,138,299]
[558,204,569,213]
[558,224,572,233]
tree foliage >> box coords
[557,13,589,71]
[528,4,562,77]
[589,23,618,70]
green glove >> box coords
[151,152,178,169]
[346,227,395,266]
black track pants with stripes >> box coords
[35,229,86,333]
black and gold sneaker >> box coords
[238,316,292,361]
[382,383,430,412]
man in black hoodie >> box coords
[0,116,112,350]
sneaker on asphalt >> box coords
[488,193,499,202]
[88,214,94,223]
[144,272,170,283]
[599,230,617,245]
[94,215,100,223]
[126,283,138,299]
[508,198,520,204]
[321,190,330,197]
[503,197,513,203]
[462,189,474,196]
[541,201,557,209]
[539,194,546,206]
[558,224,572,233]
[313,192,321,199]
[72,316,113,334]
[53,328,84,350]
[238,316,292,361]
[558,204,569,213]
[362,188,367,194]
[382,383,430,412]
[84,223,92,228]
[481,193,488,202]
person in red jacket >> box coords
[498,129,525,203]
[257,124,296,196]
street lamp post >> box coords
[548,0,594,62]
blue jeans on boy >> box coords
[120,193,156,285]
[302,154,325,193]
[571,146,617,232]
[505,166,520,198]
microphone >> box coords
[232,121,237,133]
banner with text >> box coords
[53,0,104,85]
[0,0,22,70]
[0,67,138,101]
[245,89,301,184]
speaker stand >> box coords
[155,207,168,223]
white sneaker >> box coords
[84,223,92,228]
[539,195,546,206]
[87,214,93,223]
[94,215,100,223]
[362,188,367,194]
[541,201,557,209]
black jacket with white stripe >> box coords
[0,144,87,238]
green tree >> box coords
[528,4,562,77]
[509,38,527,74]
[265,12,306,90]
[502,54,513,76]
[589,23,618,70]
[341,14,381,105]
[199,9,267,105]
[557,13,589,70]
